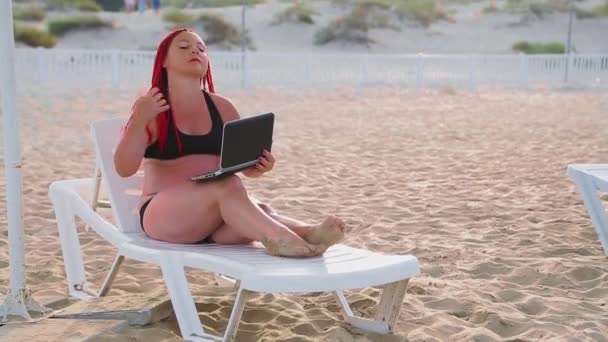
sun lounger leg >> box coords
[84,166,103,232]
[49,183,92,299]
[374,279,409,332]
[214,273,238,288]
[159,255,205,340]
[334,279,409,334]
[98,254,124,297]
[222,287,252,342]
[571,172,608,254]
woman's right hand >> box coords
[132,87,170,125]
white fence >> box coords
[14,48,608,90]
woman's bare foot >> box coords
[303,216,348,247]
[261,238,323,258]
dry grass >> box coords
[271,2,318,25]
[196,13,254,50]
[512,40,566,54]
[48,15,113,36]
[162,8,196,25]
[14,24,57,48]
[12,4,47,21]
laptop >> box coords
[190,112,274,182]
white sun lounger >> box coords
[567,164,608,255]
[48,117,421,341]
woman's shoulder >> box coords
[207,91,240,121]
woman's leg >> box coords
[142,175,322,257]
[211,200,348,248]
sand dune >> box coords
[19,0,608,54]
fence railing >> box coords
[14,48,608,90]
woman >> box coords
[114,28,347,258]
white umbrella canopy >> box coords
[0,0,50,322]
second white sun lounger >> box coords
[567,164,608,255]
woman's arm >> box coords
[114,87,168,177]
[242,167,263,178]
[114,117,150,177]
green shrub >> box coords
[198,0,264,6]
[506,0,572,18]
[13,4,46,21]
[163,0,189,8]
[330,0,351,7]
[197,14,253,49]
[162,0,264,8]
[315,0,407,45]
[512,41,565,54]
[48,15,113,36]
[394,0,448,26]
[76,0,103,11]
[95,0,124,11]
[14,24,57,48]
[47,0,71,10]
[575,8,596,19]
[345,0,448,26]
[575,1,608,18]
[203,0,266,7]
[592,1,608,16]
[356,1,400,29]
[481,4,499,14]
[314,15,373,46]
[272,2,318,25]
[162,8,195,25]
[48,0,103,11]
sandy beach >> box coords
[0,83,607,341]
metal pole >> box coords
[0,0,25,295]
[564,1,574,83]
[241,0,247,89]
[0,0,50,322]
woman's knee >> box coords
[218,175,246,195]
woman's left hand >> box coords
[255,149,275,173]
[243,149,274,178]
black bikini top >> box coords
[144,91,223,160]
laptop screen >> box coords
[220,112,274,169]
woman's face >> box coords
[163,31,209,78]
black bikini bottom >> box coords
[139,197,214,244]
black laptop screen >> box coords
[220,112,274,169]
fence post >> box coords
[35,47,45,84]
[111,50,119,86]
[519,53,529,88]
[364,54,369,87]
[563,52,574,85]
[468,54,476,90]
[240,51,247,90]
[305,52,312,86]
[416,53,424,88]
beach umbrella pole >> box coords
[0,0,50,322]
[241,0,247,89]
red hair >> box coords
[127,28,215,153]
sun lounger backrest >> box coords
[91,118,143,233]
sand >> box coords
[1,84,608,341]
